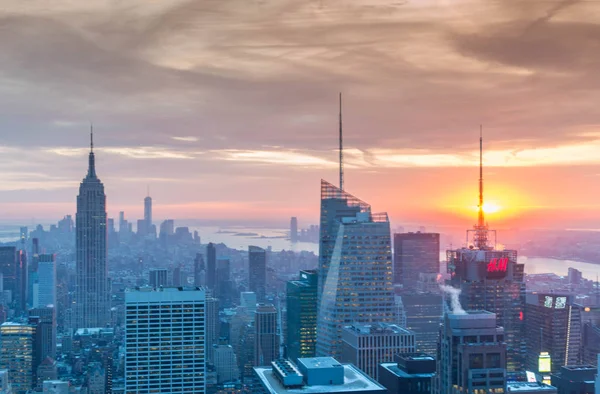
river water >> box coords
[1,224,598,280]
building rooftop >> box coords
[380,363,436,379]
[255,362,386,393]
[343,323,413,336]
[297,357,342,370]
[507,382,557,392]
[126,286,206,293]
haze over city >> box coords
[1,0,599,229]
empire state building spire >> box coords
[88,124,96,178]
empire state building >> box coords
[75,131,109,328]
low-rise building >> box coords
[254,357,387,394]
[378,353,435,394]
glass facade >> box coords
[286,270,317,361]
[316,180,395,359]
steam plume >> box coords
[440,285,466,315]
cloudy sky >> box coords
[0,0,599,229]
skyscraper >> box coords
[0,322,37,393]
[438,311,507,394]
[28,307,56,362]
[35,254,56,309]
[16,250,27,315]
[400,292,443,356]
[194,253,205,287]
[286,270,317,361]
[525,293,582,373]
[393,232,440,288]
[144,194,152,234]
[75,132,109,329]
[206,297,220,364]
[0,247,17,310]
[290,217,298,243]
[207,243,217,293]
[125,287,206,393]
[216,258,232,307]
[255,304,279,367]
[316,180,395,359]
[249,246,267,303]
[446,133,526,371]
[148,268,168,288]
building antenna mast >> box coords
[339,92,344,191]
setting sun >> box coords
[481,202,501,214]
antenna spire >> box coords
[339,92,344,191]
[473,125,488,249]
[478,124,484,228]
[87,124,97,178]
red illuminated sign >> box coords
[487,257,508,272]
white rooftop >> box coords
[254,363,386,393]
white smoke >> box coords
[440,285,466,315]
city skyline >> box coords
[1,1,600,229]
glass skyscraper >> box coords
[249,246,267,303]
[316,180,395,359]
[286,270,317,361]
[75,134,109,329]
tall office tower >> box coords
[28,308,56,360]
[525,293,582,372]
[379,353,437,394]
[206,297,220,364]
[249,246,267,303]
[340,323,416,380]
[286,270,318,361]
[35,254,56,309]
[194,253,205,286]
[75,133,109,329]
[0,247,16,309]
[438,311,507,394]
[255,304,279,367]
[172,265,185,286]
[446,135,525,371]
[207,243,217,293]
[393,232,440,288]
[28,240,39,310]
[15,250,27,314]
[107,218,115,234]
[125,287,206,394]
[212,345,239,384]
[0,322,37,393]
[401,292,443,356]
[118,211,126,234]
[216,258,232,307]
[144,194,152,233]
[316,180,395,359]
[290,217,298,243]
[19,227,27,243]
[238,322,256,381]
[148,268,168,288]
